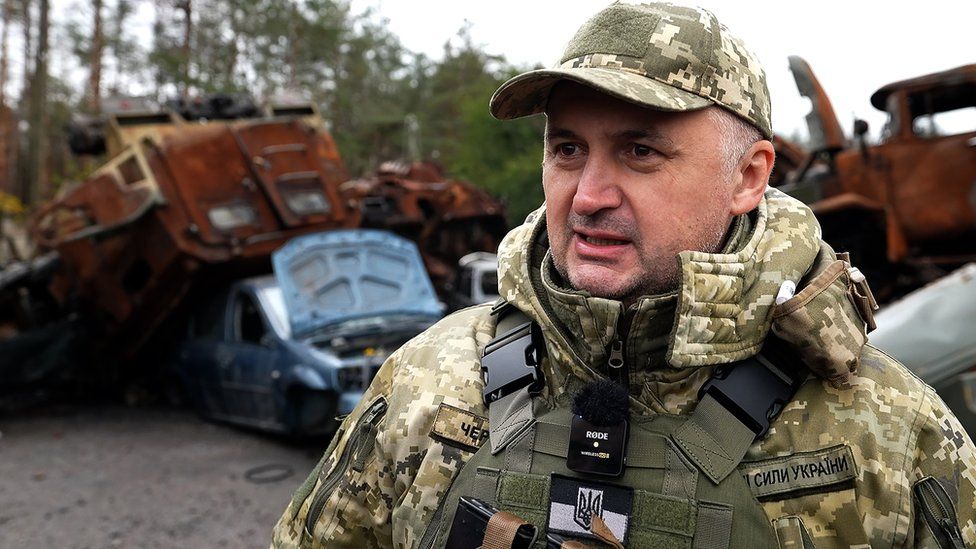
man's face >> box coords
[543,83,740,302]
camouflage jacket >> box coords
[272,189,976,548]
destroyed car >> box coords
[1,98,359,379]
[869,263,976,436]
[171,229,442,436]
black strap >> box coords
[675,335,809,484]
[697,335,808,439]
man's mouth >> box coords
[580,234,628,246]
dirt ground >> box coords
[0,404,323,548]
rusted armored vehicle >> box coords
[775,57,976,301]
[1,95,509,396]
[340,160,507,308]
[2,99,360,381]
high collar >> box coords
[495,188,868,414]
[538,214,752,380]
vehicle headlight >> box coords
[283,188,331,216]
[207,202,258,231]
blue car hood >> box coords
[272,229,442,339]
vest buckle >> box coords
[697,338,806,439]
[481,322,545,406]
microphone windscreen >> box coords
[572,379,629,426]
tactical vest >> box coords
[418,305,815,549]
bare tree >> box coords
[0,0,12,106]
[22,0,47,204]
[20,0,31,101]
[176,0,190,98]
[87,0,103,112]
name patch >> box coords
[740,444,858,499]
[429,403,489,452]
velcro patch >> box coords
[740,444,857,499]
[547,474,632,543]
[429,403,489,452]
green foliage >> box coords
[443,69,545,225]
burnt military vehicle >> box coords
[1,99,361,390]
[774,57,976,302]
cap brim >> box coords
[490,67,712,120]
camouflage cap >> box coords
[489,1,773,139]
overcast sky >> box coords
[352,1,976,141]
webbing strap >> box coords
[672,394,756,484]
[482,511,528,549]
[692,501,733,549]
[662,441,699,500]
[473,467,500,503]
[489,388,534,454]
[494,302,529,340]
[591,515,624,549]
[533,421,667,468]
[504,424,535,474]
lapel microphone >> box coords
[567,379,629,476]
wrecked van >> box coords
[171,229,442,435]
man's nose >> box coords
[571,154,622,216]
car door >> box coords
[884,84,976,245]
[206,288,283,429]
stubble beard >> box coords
[551,212,730,303]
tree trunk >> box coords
[87,0,103,112]
[0,0,13,106]
[20,0,31,101]
[23,0,47,205]
[178,0,191,98]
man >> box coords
[273,2,976,548]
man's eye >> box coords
[556,143,579,156]
[632,144,653,157]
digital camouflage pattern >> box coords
[490,2,773,138]
[271,189,976,548]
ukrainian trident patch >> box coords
[547,474,632,542]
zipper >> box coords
[302,396,388,543]
[912,476,965,549]
[607,310,634,389]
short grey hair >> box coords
[708,107,763,174]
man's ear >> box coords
[729,140,775,215]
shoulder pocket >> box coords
[771,259,867,388]
[301,396,389,543]
[913,476,966,549]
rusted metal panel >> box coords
[787,56,846,152]
[341,160,507,304]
